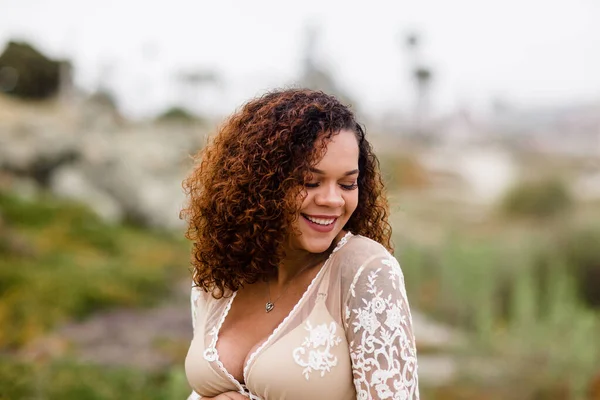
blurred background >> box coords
[1,0,599,399]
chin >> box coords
[298,232,339,254]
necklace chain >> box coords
[265,258,321,313]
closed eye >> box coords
[340,183,358,190]
[304,182,358,190]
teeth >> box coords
[305,215,335,225]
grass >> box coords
[377,149,600,398]
[0,190,189,349]
[2,162,599,398]
[395,208,600,399]
[0,357,190,400]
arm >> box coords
[188,286,202,400]
[187,392,201,400]
[344,253,419,399]
[187,288,249,400]
[197,394,248,400]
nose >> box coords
[314,184,345,208]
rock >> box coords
[411,311,468,386]
[1,95,206,230]
[574,172,600,201]
[42,302,192,370]
[413,311,465,351]
[420,146,517,205]
[0,117,80,187]
[417,355,460,386]
[50,165,124,223]
[74,127,197,230]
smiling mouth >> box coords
[301,214,338,226]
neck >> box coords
[272,231,346,288]
[275,251,322,286]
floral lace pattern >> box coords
[292,321,343,380]
[346,256,419,399]
[185,234,419,399]
[191,286,201,333]
[332,231,352,253]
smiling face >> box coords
[288,129,360,254]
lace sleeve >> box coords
[344,253,419,399]
[187,391,201,400]
[191,285,200,334]
[188,286,202,399]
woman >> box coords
[181,89,419,399]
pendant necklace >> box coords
[265,258,322,313]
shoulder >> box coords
[335,234,394,270]
[191,284,219,309]
[190,285,206,312]
[335,234,403,288]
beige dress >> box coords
[185,232,419,400]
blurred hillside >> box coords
[1,39,600,399]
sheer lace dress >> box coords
[185,232,419,400]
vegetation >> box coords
[0,190,192,398]
[397,215,600,398]
[501,178,573,219]
[0,40,66,99]
[0,191,189,349]
[0,357,190,400]
[1,152,599,398]
[378,151,600,398]
[156,106,203,124]
[378,154,430,189]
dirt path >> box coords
[23,280,193,370]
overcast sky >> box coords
[1,0,599,119]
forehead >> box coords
[313,129,359,167]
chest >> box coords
[190,293,355,400]
[216,283,308,383]
[186,266,356,400]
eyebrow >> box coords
[309,168,359,176]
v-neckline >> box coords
[211,231,353,387]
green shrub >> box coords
[0,357,191,400]
[397,230,600,397]
[0,191,62,227]
[156,106,202,124]
[500,178,573,219]
[536,225,600,309]
[0,191,188,349]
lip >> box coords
[301,214,339,233]
[302,214,341,218]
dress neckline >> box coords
[210,231,353,389]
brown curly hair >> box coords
[181,88,392,297]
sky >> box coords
[1,0,599,119]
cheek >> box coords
[298,190,310,210]
[346,191,359,214]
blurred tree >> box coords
[403,32,433,137]
[0,40,71,100]
[173,68,220,116]
[0,66,18,93]
[297,23,357,109]
[501,178,573,219]
[155,106,203,124]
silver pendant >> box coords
[265,302,274,313]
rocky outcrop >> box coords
[0,94,208,230]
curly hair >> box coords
[181,88,392,297]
